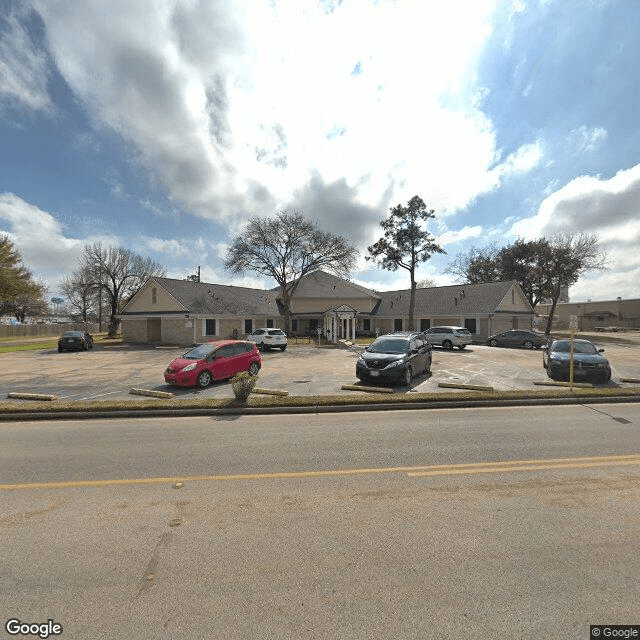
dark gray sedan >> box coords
[542,339,611,382]
[487,330,547,349]
[58,331,93,352]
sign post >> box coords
[569,315,578,390]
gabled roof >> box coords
[375,281,533,317]
[276,270,381,300]
[124,277,279,316]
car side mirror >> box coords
[598,348,604,353]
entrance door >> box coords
[147,318,161,342]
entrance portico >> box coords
[324,305,357,342]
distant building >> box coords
[536,297,640,331]
[120,271,536,344]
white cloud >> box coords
[509,163,640,300]
[0,5,53,115]
[439,225,484,247]
[0,193,119,291]
[30,0,530,228]
[511,162,640,238]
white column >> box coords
[352,315,356,341]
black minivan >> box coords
[356,331,432,386]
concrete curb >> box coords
[129,388,175,399]
[341,385,394,394]
[1,394,639,422]
[438,382,494,391]
[6,392,58,401]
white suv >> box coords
[248,328,288,351]
[423,326,473,350]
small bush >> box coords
[230,371,258,402]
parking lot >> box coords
[2,335,640,403]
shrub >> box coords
[230,371,257,402]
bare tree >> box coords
[446,234,606,334]
[74,244,165,337]
[59,271,98,322]
[416,277,437,289]
[366,196,445,330]
[542,233,607,335]
[224,211,358,333]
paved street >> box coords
[2,336,640,403]
[2,405,639,639]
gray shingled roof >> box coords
[147,277,279,316]
[375,281,530,317]
[274,270,381,300]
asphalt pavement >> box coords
[1,335,640,405]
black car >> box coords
[356,331,432,386]
[542,338,611,382]
[58,331,94,352]
[487,330,547,349]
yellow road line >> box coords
[1,453,639,491]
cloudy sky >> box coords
[1,0,639,303]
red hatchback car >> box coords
[164,340,261,388]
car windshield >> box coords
[552,340,598,355]
[183,343,217,359]
[63,331,84,337]
[368,337,409,354]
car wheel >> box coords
[58,347,63,352]
[524,340,534,349]
[280,345,286,351]
[248,362,260,376]
[425,357,431,375]
[196,370,212,388]
[442,340,453,350]
[403,366,412,386]
[602,371,611,383]
[458,345,466,349]
[83,343,88,351]
[489,339,498,347]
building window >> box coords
[362,318,371,331]
[512,289,515,304]
[244,319,252,334]
[394,319,403,331]
[205,319,217,336]
[151,287,157,304]
[420,319,430,331]
[266,319,274,328]
[292,319,298,333]
[464,318,477,334]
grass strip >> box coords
[0,386,638,416]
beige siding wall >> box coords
[495,284,531,313]
[162,319,195,345]
[122,318,147,342]
[125,282,186,313]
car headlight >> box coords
[357,356,365,365]
[181,363,198,372]
[595,362,608,368]
[386,360,405,369]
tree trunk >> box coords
[544,282,563,336]
[408,271,416,332]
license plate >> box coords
[370,371,379,377]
